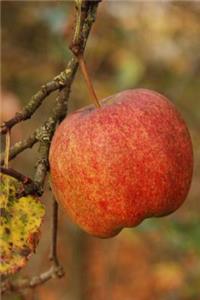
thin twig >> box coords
[0,166,44,198]
[1,265,64,294]
[0,79,64,135]
[49,198,59,266]
[4,131,11,167]
[0,167,33,185]
[0,133,37,165]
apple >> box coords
[49,89,193,238]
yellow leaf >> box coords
[0,173,45,275]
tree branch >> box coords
[0,77,66,135]
[0,0,101,295]
[30,0,101,194]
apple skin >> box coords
[49,89,193,238]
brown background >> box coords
[1,1,200,300]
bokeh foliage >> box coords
[1,1,200,300]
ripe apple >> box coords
[49,89,193,238]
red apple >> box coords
[49,89,193,238]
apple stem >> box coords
[78,54,101,108]
[70,1,101,108]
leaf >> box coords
[0,173,45,275]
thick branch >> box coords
[31,0,100,192]
[33,117,57,191]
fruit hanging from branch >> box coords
[49,89,193,238]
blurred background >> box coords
[1,1,200,300]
